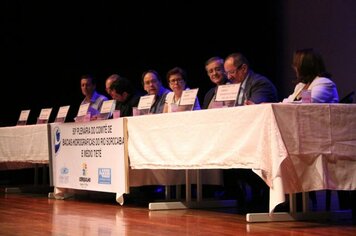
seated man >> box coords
[202,56,229,109]
[223,52,279,212]
[141,70,170,114]
[110,77,143,117]
[79,74,108,117]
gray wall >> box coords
[279,0,356,101]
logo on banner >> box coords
[59,166,69,184]
[82,163,88,176]
[98,168,111,184]
[53,126,61,155]
[60,167,69,174]
[79,163,91,187]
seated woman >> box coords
[163,67,200,113]
[283,48,340,211]
[284,48,339,103]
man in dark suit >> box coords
[223,52,278,212]
[224,52,278,105]
[110,77,143,117]
[202,56,229,109]
[141,70,170,114]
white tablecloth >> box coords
[0,124,50,170]
[127,104,356,212]
[272,104,356,192]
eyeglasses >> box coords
[226,64,244,75]
[226,70,236,75]
[169,78,184,84]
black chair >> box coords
[339,91,355,103]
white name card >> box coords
[39,108,53,120]
[216,84,240,101]
[19,110,30,121]
[77,103,90,117]
[100,100,116,114]
[56,105,70,119]
[138,95,155,109]
[180,88,199,105]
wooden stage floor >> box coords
[0,192,355,236]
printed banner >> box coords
[50,119,126,194]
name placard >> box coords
[56,105,70,119]
[39,108,53,120]
[180,88,199,105]
[19,110,30,121]
[77,103,90,117]
[216,84,240,101]
[100,100,116,114]
[138,95,155,109]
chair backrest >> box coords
[339,91,354,104]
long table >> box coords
[50,119,222,204]
[0,124,50,169]
[0,123,52,190]
[126,103,356,221]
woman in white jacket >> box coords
[285,48,339,103]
